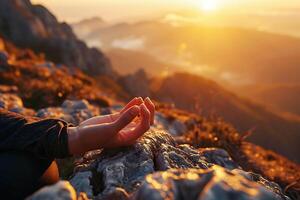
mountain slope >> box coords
[73,20,300,84]
[1,32,299,199]
[106,48,183,76]
[237,84,300,117]
[0,0,114,77]
[151,73,300,162]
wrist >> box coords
[67,126,83,156]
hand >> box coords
[67,97,155,155]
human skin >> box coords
[67,97,155,156]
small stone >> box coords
[0,85,18,93]
[69,171,93,198]
[0,51,8,66]
[26,181,77,200]
[0,93,23,109]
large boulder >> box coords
[68,130,288,200]
[0,0,114,77]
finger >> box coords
[144,97,155,125]
[136,103,151,133]
[114,105,140,131]
[84,97,144,126]
[120,97,144,114]
[80,113,119,126]
[112,105,151,146]
[116,104,151,145]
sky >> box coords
[31,0,300,23]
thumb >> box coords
[113,105,140,131]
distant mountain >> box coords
[0,0,114,77]
[105,48,182,76]
[72,17,107,39]
[151,72,300,162]
[73,17,106,28]
[237,84,300,117]
[73,18,300,119]
[73,19,300,85]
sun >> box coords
[198,0,218,12]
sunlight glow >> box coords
[198,0,219,12]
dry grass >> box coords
[157,104,300,199]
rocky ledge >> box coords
[0,91,295,200]
[28,130,289,200]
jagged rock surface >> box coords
[134,166,289,200]
[0,0,114,77]
[70,130,209,199]
[69,130,288,200]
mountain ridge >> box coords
[151,72,300,162]
[0,0,114,77]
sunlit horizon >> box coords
[31,0,300,23]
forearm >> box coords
[0,109,71,159]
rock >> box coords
[34,62,56,73]
[36,99,100,125]
[0,38,4,50]
[0,93,36,115]
[26,181,77,200]
[118,69,150,98]
[0,91,37,115]
[232,169,290,200]
[70,130,242,199]
[0,85,18,93]
[133,165,290,200]
[0,93,23,109]
[198,148,240,170]
[70,171,93,198]
[61,100,91,110]
[0,50,8,66]
[0,0,114,77]
[168,119,187,136]
[68,129,289,200]
[154,109,198,137]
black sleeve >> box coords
[0,108,72,159]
